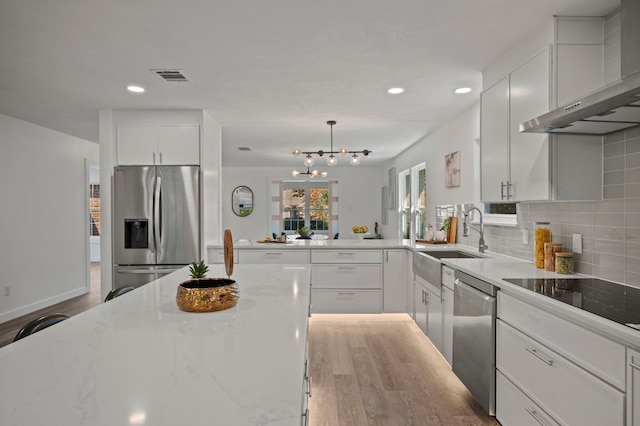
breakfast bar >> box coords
[0,264,312,426]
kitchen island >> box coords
[0,264,311,426]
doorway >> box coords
[87,162,101,296]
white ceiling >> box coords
[0,0,618,167]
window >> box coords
[89,184,100,236]
[399,163,426,240]
[271,179,338,237]
[282,184,329,233]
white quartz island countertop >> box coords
[0,264,311,426]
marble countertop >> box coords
[209,238,471,251]
[0,264,312,426]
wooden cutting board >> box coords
[224,229,234,278]
[448,216,458,244]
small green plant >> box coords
[440,218,450,232]
[189,260,209,279]
[296,226,311,235]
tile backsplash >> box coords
[456,126,640,288]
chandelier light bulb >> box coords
[311,169,319,177]
[339,148,348,156]
[350,153,361,166]
[292,170,300,176]
[292,148,301,156]
[320,171,328,177]
[304,154,315,167]
[327,154,337,166]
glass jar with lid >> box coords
[556,252,574,274]
[534,222,551,269]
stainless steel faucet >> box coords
[463,207,488,253]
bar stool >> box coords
[13,314,69,342]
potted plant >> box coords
[296,226,311,237]
[176,230,238,312]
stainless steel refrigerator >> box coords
[112,165,200,288]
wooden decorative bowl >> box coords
[176,278,238,312]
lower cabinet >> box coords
[442,285,454,365]
[383,249,409,313]
[238,249,310,264]
[311,250,383,314]
[629,348,640,426]
[414,275,443,353]
[497,291,626,426]
[497,370,560,426]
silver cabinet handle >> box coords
[501,181,507,200]
[265,252,283,255]
[525,347,553,366]
[301,408,309,426]
[337,266,356,270]
[525,408,549,426]
[630,361,640,371]
[305,375,312,397]
[152,152,156,164]
[337,292,355,295]
[337,252,355,256]
[444,269,453,276]
[159,151,163,164]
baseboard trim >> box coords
[0,287,89,324]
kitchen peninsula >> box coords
[0,264,311,426]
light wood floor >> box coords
[309,316,499,426]
[0,273,499,425]
[0,262,102,348]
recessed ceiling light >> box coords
[127,85,145,93]
[388,88,405,94]
[454,87,471,94]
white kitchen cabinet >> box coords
[554,17,604,107]
[383,249,409,313]
[497,370,560,426]
[480,48,550,202]
[414,278,428,335]
[628,348,640,426]
[311,249,383,314]
[116,125,200,165]
[441,266,454,365]
[207,247,238,264]
[414,275,443,353]
[497,319,624,426]
[238,249,310,264]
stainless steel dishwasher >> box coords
[453,270,497,416]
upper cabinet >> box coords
[116,125,200,166]
[481,16,605,203]
[481,48,551,202]
[554,17,604,108]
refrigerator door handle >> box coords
[154,175,162,255]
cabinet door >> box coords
[158,125,200,165]
[480,77,510,202]
[116,126,158,165]
[509,48,551,201]
[629,349,640,426]
[426,286,443,354]
[414,281,427,335]
[556,44,603,107]
[442,286,454,365]
[383,250,409,313]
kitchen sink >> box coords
[422,250,483,259]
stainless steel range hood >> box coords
[520,0,640,136]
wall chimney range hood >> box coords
[520,0,640,136]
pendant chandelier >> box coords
[292,120,371,170]
[291,166,328,178]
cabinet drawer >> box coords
[497,370,560,426]
[498,292,625,389]
[311,250,382,264]
[312,264,382,289]
[497,320,624,426]
[311,289,382,314]
[239,250,309,264]
[207,248,238,264]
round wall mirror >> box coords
[232,186,253,217]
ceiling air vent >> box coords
[152,69,189,82]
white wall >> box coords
[221,166,384,241]
[381,103,480,238]
[0,114,99,322]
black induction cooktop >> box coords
[502,277,640,330]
